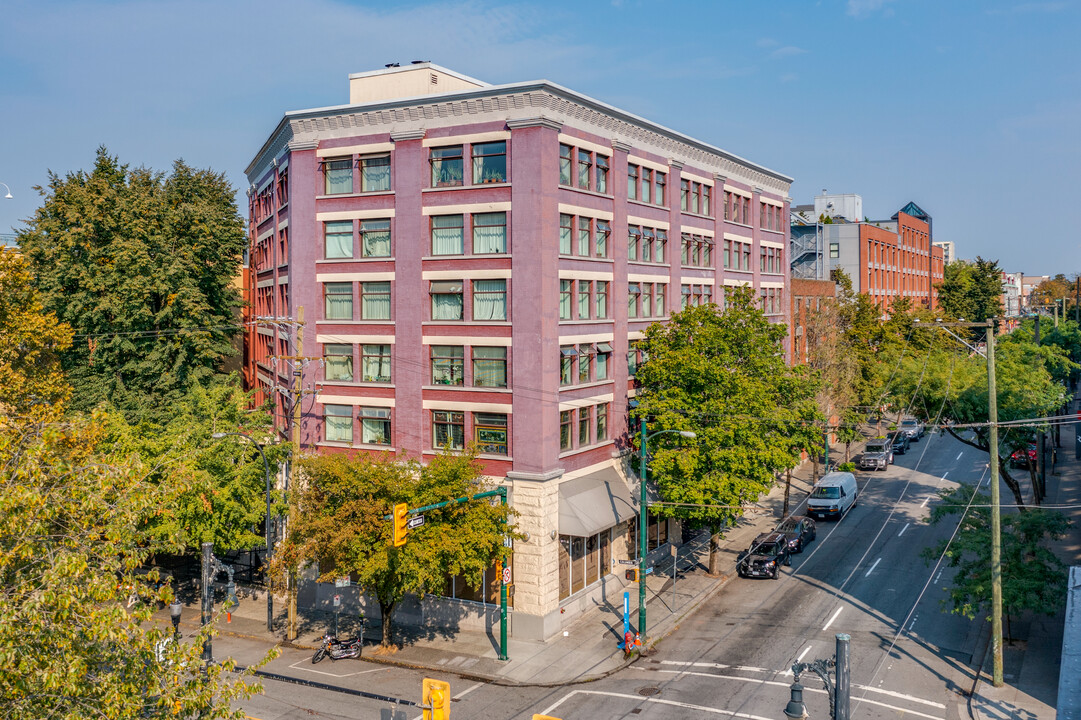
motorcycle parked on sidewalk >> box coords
[312,633,362,663]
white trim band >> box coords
[558,134,612,157]
[724,185,753,198]
[422,400,513,413]
[627,155,669,173]
[422,336,512,346]
[627,215,670,231]
[558,203,614,221]
[317,209,395,221]
[422,131,510,147]
[317,142,394,158]
[319,395,396,408]
[422,269,511,280]
[317,272,395,282]
[317,334,396,345]
[558,393,615,411]
[423,201,512,216]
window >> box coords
[323,158,352,195]
[324,282,352,320]
[703,185,711,216]
[578,406,592,446]
[430,280,464,321]
[596,342,612,380]
[433,410,465,450]
[560,411,573,450]
[654,172,666,206]
[578,344,593,383]
[680,179,689,211]
[473,279,507,321]
[325,221,353,259]
[324,404,352,443]
[361,282,391,320]
[361,344,391,383]
[627,165,639,201]
[473,212,507,254]
[559,280,573,320]
[431,215,464,255]
[595,221,610,258]
[360,407,391,445]
[628,283,640,319]
[473,347,507,387]
[641,229,654,264]
[655,230,666,263]
[559,144,573,186]
[681,284,691,309]
[324,343,353,382]
[577,280,591,319]
[596,403,608,440]
[641,284,653,318]
[360,219,391,257]
[431,345,464,385]
[655,283,666,316]
[577,150,592,190]
[595,281,609,318]
[628,225,640,262]
[742,242,751,271]
[723,240,732,269]
[627,344,639,376]
[829,242,840,259]
[360,154,390,192]
[560,346,576,386]
[640,167,652,204]
[472,141,506,184]
[559,214,573,255]
[596,155,609,194]
[475,413,508,455]
[430,146,464,187]
[578,217,591,256]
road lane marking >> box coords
[934,570,943,585]
[632,667,946,717]
[286,660,388,678]
[939,471,949,483]
[796,645,812,663]
[453,682,482,700]
[865,558,882,577]
[921,495,933,507]
[898,522,910,537]
[956,451,963,461]
[540,688,774,720]
[908,612,919,632]
[823,606,844,631]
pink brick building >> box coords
[244,64,792,639]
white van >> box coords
[807,471,858,520]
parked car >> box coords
[736,532,791,579]
[899,418,925,441]
[807,472,859,520]
[1010,444,1038,468]
[889,432,910,455]
[776,515,817,553]
[859,438,894,470]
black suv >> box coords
[776,515,817,553]
[736,532,791,579]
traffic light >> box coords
[393,503,409,547]
[625,568,639,582]
[422,678,450,720]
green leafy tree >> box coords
[937,256,1004,328]
[277,450,516,648]
[633,288,823,574]
[0,413,270,720]
[1030,273,1077,313]
[923,484,1071,636]
[16,147,247,423]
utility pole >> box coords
[288,306,304,641]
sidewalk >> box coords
[969,401,1081,720]
[155,457,827,686]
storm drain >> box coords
[637,687,661,697]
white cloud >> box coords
[771,46,808,59]
[846,0,896,18]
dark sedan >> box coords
[889,432,910,455]
[776,515,817,553]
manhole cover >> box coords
[637,687,661,697]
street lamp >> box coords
[169,601,183,640]
[211,431,275,632]
[638,420,695,644]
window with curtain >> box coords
[360,154,391,192]
[472,279,507,321]
[324,343,353,382]
[360,282,391,320]
[324,404,353,443]
[595,221,610,258]
[577,217,591,256]
[324,282,352,320]
[595,281,609,318]
[474,413,508,455]
[323,158,352,195]
[559,214,573,255]
[559,280,572,320]
[324,221,353,259]
[559,144,572,186]
[472,212,506,254]
[430,280,464,321]
[628,283,640,319]
[361,344,391,382]
[433,410,465,450]
[596,343,612,380]
[596,155,609,194]
[430,146,463,187]
[360,219,391,257]
[472,141,506,184]
[431,345,464,385]
[577,149,591,189]
[360,407,391,445]
[472,347,507,388]
[577,280,591,319]
[431,215,464,255]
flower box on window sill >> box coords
[362,376,392,383]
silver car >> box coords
[899,418,925,441]
[859,438,893,470]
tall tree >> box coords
[937,256,1004,327]
[632,288,823,574]
[16,147,247,423]
[1030,273,1077,313]
[277,450,516,648]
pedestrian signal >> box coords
[625,568,639,582]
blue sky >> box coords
[1,0,1077,275]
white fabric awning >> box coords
[558,466,637,537]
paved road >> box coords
[239,431,990,719]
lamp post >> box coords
[211,431,275,632]
[169,601,183,641]
[638,420,695,644]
